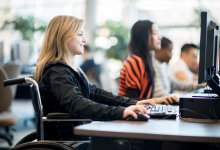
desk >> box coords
[74,119,220,149]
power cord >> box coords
[179,106,218,123]
[207,67,220,96]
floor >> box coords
[0,99,35,149]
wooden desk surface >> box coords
[74,118,220,143]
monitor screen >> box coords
[198,11,220,84]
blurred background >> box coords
[0,0,219,148]
[0,0,220,90]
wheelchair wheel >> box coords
[14,131,37,146]
[11,141,75,150]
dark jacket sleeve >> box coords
[44,66,128,121]
[89,84,138,107]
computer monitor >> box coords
[198,11,220,84]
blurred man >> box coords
[153,37,204,97]
[169,43,199,83]
[80,45,102,87]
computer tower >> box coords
[179,93,220,119]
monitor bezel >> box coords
[198,12,219,84]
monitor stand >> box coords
[207,74,220,96]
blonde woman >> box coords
[34,15,176,121]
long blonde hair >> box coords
[34,15,84,82]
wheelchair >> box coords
[3,77,91,150]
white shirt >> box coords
[153,58,200,97]
[169,59,195,83]
[153,59,171,97]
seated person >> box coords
[80,44,102,87]
[34,15,178,123]
[153,37,205,97]
[118,20,178,103]
[169,43,199,83]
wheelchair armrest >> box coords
[46,113,91,122]
[47,113,73,119]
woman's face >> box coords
[148,24,162,51]
[66,29,86,56]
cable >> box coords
[207,71,220,88]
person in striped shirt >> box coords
[118,20,178,104]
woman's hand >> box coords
[136,99,156,106]
[123,105,147,119]
[153,95,179,105]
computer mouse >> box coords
[125,113,150,121]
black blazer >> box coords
[39,61,137,121]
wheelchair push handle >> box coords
[3,77,26,87]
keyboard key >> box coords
[146,104,177,119]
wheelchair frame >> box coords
[3,77,91,150]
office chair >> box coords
[0,68,17,147]
[3,77,91,150]
[3,62,21,97]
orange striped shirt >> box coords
[118,54,153,99]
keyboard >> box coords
[146,104,178,119]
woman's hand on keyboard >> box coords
[136,99,156,106]
[152,95,179,105]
